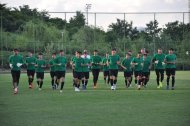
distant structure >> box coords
[189,0,190,23]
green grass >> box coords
[0,71,190,126]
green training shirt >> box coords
[49,58,56,72]
[165,54,176,68]
[9,54,24,71]
[54,56,67,71]
[101,57,109,71]
[35,59,46,72]
[91,55,102,69]
[25,56,36,70]
[153,53,165,69]
[132,57,143,71]
[121,57,132,72]
[142,57,151,72]
[82,58,91,72]
[74,57,84,72]
[108,54,120,70]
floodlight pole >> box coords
[86,4,91,26]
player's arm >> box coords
[120,59,127,70]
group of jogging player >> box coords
[9,47,176,94]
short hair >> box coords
[52,52,56,55]
[158,48,162,50]
[38,53,43,55]
[59,50,63,53]
[144,53,147,56]
[169,48,174,51]
[77,51,82,54]
[112,48,116,51]
[94,50,98,52]
[13,48,18,52]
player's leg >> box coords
[30,70,35,88]
[50,71,54,89]
[39,72,44,90]
[171,68,176,90]
[124,72,128,87]
[166,68,170,90]
[84,72,89,89]
[137,72,142,90]
[127,72,132,87]
[159,69,164,88]
[134,71,138,85]
[60,71,65,92]
[155,69,160,88]
[113,70,118,90]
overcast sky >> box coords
[1,0,189,30]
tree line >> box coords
[0,3,190,69]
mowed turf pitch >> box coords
[0,71,190,126]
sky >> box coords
[1,0,189,30]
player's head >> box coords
[111,48,116,55]
[83,50,87,57]
[76,51,82,57]
[126,53,131,58]
[28,51,33,57]
[145,50,149,54]
[59,50,64,56]
[137,52,141,58]
[158,48,162,54]
[13,48,19,55]
[38,53,43,59]
[94,50,98,55]
[140,48,145,54]
[169,48,174,54]
[143,53,147,58]
[105,52,109,57]
[128,50,132,55]
[52,52,56,58]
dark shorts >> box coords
[134,71,142,77]
[56,71,65,79]
[50,71,56,78]
[142,72,149,78]
[74,72,83,80]
[11,70,21,83]
[166,68,176,76]
[124,71,132,78]
[155,69,164,76]
[103,71,109,77]
[27,70,35,77]
[82,72,89,79]
[36,72,44,79]
[109,69,118,77]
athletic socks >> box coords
[161,74,164,82]
[167,76,170,86]
[39,81,43,88]
[125,80,128,87]
[51,79,54,86]
[85,80,88,86]
[60,82,64,90]
[113,79,117,84]
[135,79,137,84]
[37,81,40,87]
[156,77,159,86]
[107,77,110,84]
[172,76,175,87]
[110,79,113,86]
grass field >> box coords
[0,71,190,126]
